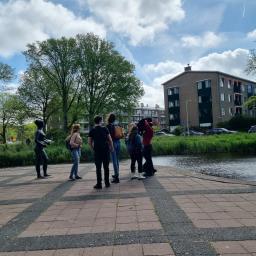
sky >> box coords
[0,0,256,107]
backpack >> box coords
[114,125,124,139]
[65,135,72,151]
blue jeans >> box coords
[111,140,120,177]
[70,148,80,178]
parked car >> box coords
[248,125,256,133]
[206,128,237,135]
[159,128,171,134]
[154,131,174,136]
[182,129,204,136]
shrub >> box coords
[173,126,184,136]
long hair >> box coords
[129,126,138,143]
[71,124,80,135]
[107,113,116,124]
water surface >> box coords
[152,154,256,181]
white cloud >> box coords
[141,48,253,106]
[247,29,256,40]
[0,0,106,57]
[142,83,165,107]
[191,48,250,79]
[85,0,185,45]
[181,31,224,48]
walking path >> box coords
[1,162,256,255]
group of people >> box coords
[33,113,156,189]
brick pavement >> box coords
[0,162,256,255]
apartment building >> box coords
[131,104,166,129]
[163,65,256,130]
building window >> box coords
[220,78,224,87]
[254,87,256,95]
[169,101,174,108]
[242,84,245,92]
[228,94,232,103]
[228,80,232,89]
[229,108,233,116]
[174,87,179,94]
[168,88,173,95]
[205,80,211,88]
[248,85,252,94]
[221,108,225,116]
[175,100,179,107]
[197,82,202,90]
[221,93,225,101]
[198,96,202,103]
[170,114,174,120]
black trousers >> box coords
[34,148,48,177]
[130,151,143,173]
[94,150,110,185]
[143,144,154,175]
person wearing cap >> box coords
[34,119,52,179]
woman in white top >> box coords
[69,124,83,181]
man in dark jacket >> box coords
[88,116,114,189]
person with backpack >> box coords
[106,113,124,183]
[34,119,52,179]
[88,115,114,189]
[68,124,83,181]
[126,124,145,180]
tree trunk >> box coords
[63,98,68,133]
[2,125,6,144]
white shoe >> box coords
[138,173,145,180]
[131,173,138,180]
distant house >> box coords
[163,65,256,130]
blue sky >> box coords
[1,0,256,106]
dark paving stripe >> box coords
[156,175,191,179]
[168,187,256,196]
[0,180,78,250]
[199,227,256,241]
[0,199,36,205]
[1,230,167,251]
[1,180,68,187]
[62,192,148,201]
[143,177,218,256]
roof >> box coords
[162,70,256,86]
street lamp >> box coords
[185,99,192,136]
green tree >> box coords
[244,95,256,109]
[0,62,15,91]
[24,37,79,132]
[76,33,144,127]
[0,93,23,143]
[18,66,60,130]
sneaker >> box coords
[138,173,146,180]
[94,184,102,189]
[130,173,138,180]
[44,174,51,177]
[69,177,75,181]
[75,176,82,179]
[37,176,44,179]
[105,183,110,188]
[111,177,120,183]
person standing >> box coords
[69,124,83,181]
[88,116,114,189]
[106,113,122,183]
[142,119,156,177]
[126,125,145,180]
[34,119,51,179]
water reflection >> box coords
[152,154,256,181]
